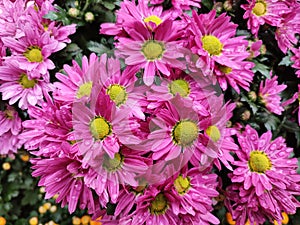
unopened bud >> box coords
[85,12,94,22]
[68,8,80,18]
[248,91,257,102]
[241,110,251,121]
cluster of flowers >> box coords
[0,0,300,225]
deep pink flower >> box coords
[291,47,300,78]
[187,10,253,93]
[226,125,300,224]
[282,84,300,126]
[241,0,290,36]
[258,74,286,115]
[116,19,185,86]
[171,0,201,10]
[0,105,22,135]
[275,5,300,53]
[1,23,59,78]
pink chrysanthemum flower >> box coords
[282,84,300,126]
[1,23,59,78]
[258,74,287,115]
[0,60,52,109]
[226,125,300,224]
[241,0,290,36]
[187,10,253,93]
[190,96,238,170]
[275,5,300,53]
[21,99,73,156]
[0,105,23,156]
[0,105,22,136]
[72,93,141,167]
[146,97,218,162]
[166,167,219,225]
[100,0,179,37]
[171,0,202,10]
[53,53,99,105]
[31,154,99,214]
[116,20,185,86]
[127,186,180,224]
[291,47,300,78]
[83,145,149,204]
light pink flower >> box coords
[116,20,185,85]
[259,74,286,115]
[0,60,52,109]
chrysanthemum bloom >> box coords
[146,69,214,116]
[116,19,185,86]
[83,145,149,204]
[282,84,300,126]
[53,53,99,105]
[1,23,59,79]
[190,95,238,170]
[146,96,218,163]
[227,125,300,224]
[0,60,52,109]
[258,74,287,115]
[0,105,22,136]
[21,99,73,157]
[72,93,141,168]
[166,167,219,225]
[275,5,300,53]
[187,10,253,93]
[127,186,180,224]
[95,54,147,120]
[0,104,23,156]
[171,0,202,10]
[31,154,99,214]
[291,47,300,78]
[241,0,290,36]
[26,0,76,52]
[100,0,179,37]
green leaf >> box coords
[103,1,116,10]
[43,11,59,20]
[279,51,293,66]
[86,41,113,56]
[252,61,270,78]
[201,0,213,9]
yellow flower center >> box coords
[89,117,112,140]
[172,120,199,146]
[4,109,14,119]
[150,193,168,215]
[168,79,190,97]
[248,150,272,173]
[19,73,36,89]
[106,84,127,106]
[252,1,267,16]
[42,23,49,32]
[205,125,221,142]
[103,153,123,172]
[218,65,232,74]
[174,175,190,195]
[143,15,163,26]
[24,46,43,62]
[201,35,223,56]
[76,81,93,99]
[141,40,165,61]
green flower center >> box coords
[205,125,221,142]
[103,153,123,172]
[201,35,223,56]
[150,193,168,215]
[89,117,112,140]
[172,120,199,146]
[143,15,162,26]
[76,81,93,99]
[142,40,165,61]
[19,73,36,89]
[174,175,190,195]
[168,79,190,97]
[249,150,272,173]
[24,46,43,62]
[252,1,267,16]
[107,84,127,106]
[218,65,232,74]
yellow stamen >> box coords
[141,40,165,61]
[174,175,190,195]
[248,150,272,173]
[149,193,168,215]
[107,84,127,106]
[206,125,221,142]
[103,153,123,172]
[168,79,190,97]
[201,35,223,56]
[89,117,112,140]
[76,81,93,99]
[172,120,199,146]
[143,15,162,26]
[252,1,267,16]
[19,73,36,89]
[24,46,43,62]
